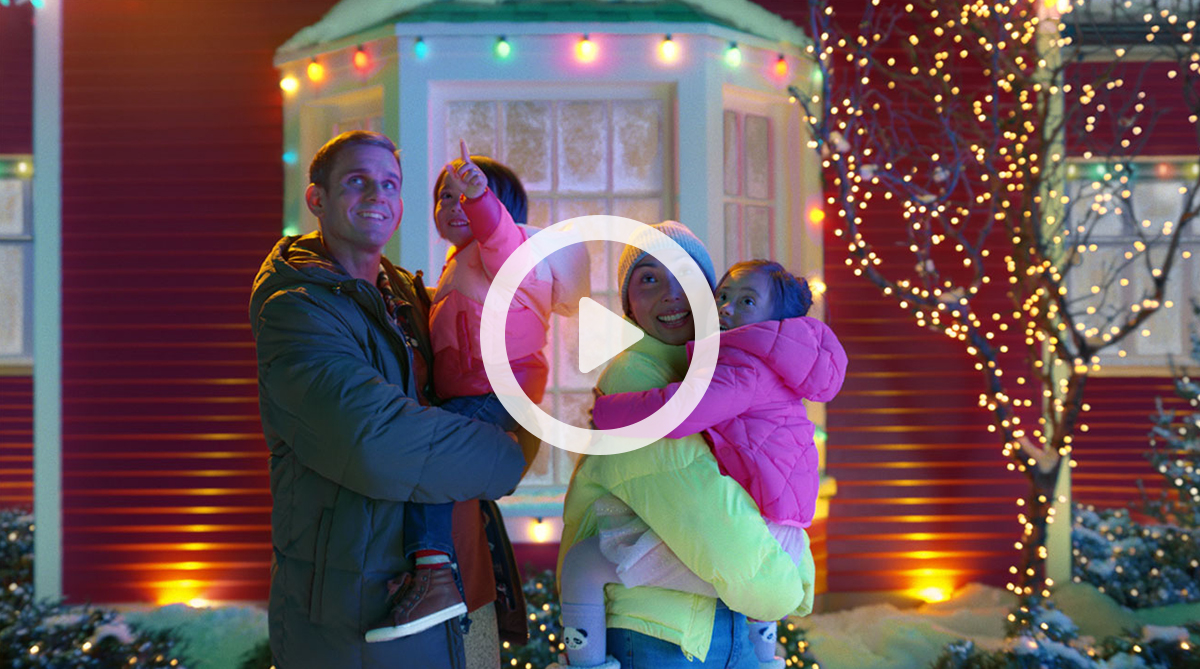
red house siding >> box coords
[0,376,33,509]
[58,0,333,603]
[0,3,33,155]
[0,4,33,511]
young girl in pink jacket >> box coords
[558,260,847,669]
[367,142,586,644]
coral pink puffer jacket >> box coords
[591,317,847,527]
[429,190,555,404]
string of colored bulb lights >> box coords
[279,33,797,92]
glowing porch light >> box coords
[529,518,553,543]
[724,42,742,67]
[659,35,679,63]
[155,579,208,606]
[808,277,827,298]
[916,586,950,603]
[576,34,597,63]
[808,207,826,225]
[414,37,428,60]
[495,36,512,59]
[279,75,299,93]
[353,46,369,71]
[306,59,325,82]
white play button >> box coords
[577,297,644,374]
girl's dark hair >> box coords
[720,260,813,320]
[309,130,400,191]
[433,155,528,224]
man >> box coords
[250,131,526,668]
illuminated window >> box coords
[0,156,33,370]
[723,110,775,264]
[436,87,671,494]
[1066,165,1200,370]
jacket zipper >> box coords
[339,279,419,395]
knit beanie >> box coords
[617,220,717,316]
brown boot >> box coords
[364,568,468,643]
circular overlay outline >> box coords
[480,215,720,456]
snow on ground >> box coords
[125,603,267,669]
[121,583,1198,669]
[793,584,1013,669]
[794,583,1200,669]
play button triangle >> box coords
[577,297,644,374]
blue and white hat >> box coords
[616,220,716,316]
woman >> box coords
[556,221,815,668]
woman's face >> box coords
[626,256,696,346]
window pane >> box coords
[557,102,608,192]
[744,114,771,200]
[613,100,663,193]
[559,391,597,430]
[725,203,741,264]
[446,101,498,161]
[0,244,25,356]
[723,111,740,196]
[612,198,661,227]
[528,199,553,229]
[555,313,603,392]
[556,198,607,221]
[505,101,552,192]
[1132,248,1185,357]
[0,180,24,236]
[745,205,772,259]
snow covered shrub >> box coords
[1072,506,1199,608]
[933,598,1200,669]
[0,508,190,668]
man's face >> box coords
[306,143,403,256]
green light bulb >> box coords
[495,37,512,59]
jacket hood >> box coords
[250,232,351,337]
[694,317,844,391]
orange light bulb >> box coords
[774,55,789,78]
[576,35,597,63]
[307,60,325,82]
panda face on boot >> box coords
[562,627,589,651]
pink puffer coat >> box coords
[591,317,847,527]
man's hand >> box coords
[444,139,488,200]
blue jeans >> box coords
[439,393,519,432]
[606,601,758,669]
[403,393,518,557]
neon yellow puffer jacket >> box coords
[558,330,814,662]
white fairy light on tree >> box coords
[791,0,1200,618]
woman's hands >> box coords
[443,139,488,200]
